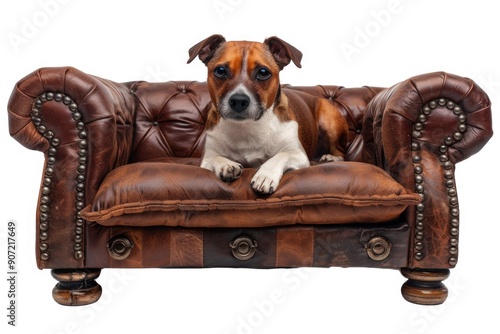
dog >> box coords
[187,34,348,194]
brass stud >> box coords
[32,91,88,263]
[72,112,82,121]
[37,125,47,134]
[74,251,83,260]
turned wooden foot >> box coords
[400,268,450,305]
[51,269,102,306]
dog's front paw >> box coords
[319,154,344,162]
[251,169,282,194]
[218,162,244,182]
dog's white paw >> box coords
[251,169,282,194]
[218,161,244,181]
[319,154,344,162]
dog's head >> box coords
[187,34,302,122]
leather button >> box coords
[229,236,258,261]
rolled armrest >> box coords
[363,72,493,269]
[8,67,136,268]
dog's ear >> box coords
[264,36,302,69]
[187,34,226,65]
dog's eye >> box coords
[256,67,271,81]
[214,66,228,79]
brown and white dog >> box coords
[187,34,348,194]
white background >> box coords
[1,0,499,333]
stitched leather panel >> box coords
[276,227,314,267]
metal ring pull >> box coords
[365,236,391,261]
[107,236,134,260]
[229,236,258,261]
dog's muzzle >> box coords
[229,94,250,113]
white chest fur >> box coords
[204,110,304,167]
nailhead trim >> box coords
[411,98,466,266]
[31,92,87,261]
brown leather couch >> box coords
[8,67,492,306]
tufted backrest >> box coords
[128,81,384,163]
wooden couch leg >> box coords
[400,268,450,305]
[51,269,102,306]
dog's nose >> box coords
[229,94,250,112]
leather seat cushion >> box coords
[80,158,421,228]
